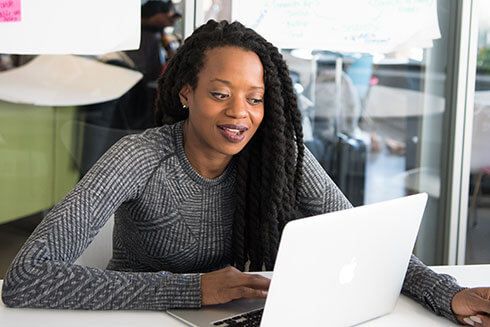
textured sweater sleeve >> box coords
[298,147,464,322]
[402,255,465,322]
[1,135,201,310]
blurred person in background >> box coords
[124,0,182,130]
[127,0,181,84]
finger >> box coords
[242,274,271,290]
[453,288,490,317]
[228,286,268,300]
[473,314,490,327]
[461,314,490,327]
[455,314,470,325]
[471,289,490,314]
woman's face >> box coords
[179,46,265,159]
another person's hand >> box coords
[452,287,490,326]
[201,266,270,306]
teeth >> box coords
[225,128,241,133]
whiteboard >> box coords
[232,0,440,53]
[0,0,140,55]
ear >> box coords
[179,84,192,107]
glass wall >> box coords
[195,0,232,25]
[0,0,484,280]
[0,1,191,278]
[465,0,490,264]
[193,0,461,265]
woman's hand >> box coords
[452,288,490,326]
[201,266,271,306]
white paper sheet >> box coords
[0,55,143,106]
[232,0,440,53]
[0,0,140,55]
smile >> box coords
[218,124,248,143]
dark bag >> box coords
[317,131,367,206]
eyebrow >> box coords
[210,78,264,90]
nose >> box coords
[225,96,248,119]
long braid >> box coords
[274,57,297,230]
[232,144,251,271]
[273,51,305,212]
[255,45,288,270]
[155,20,305,271]
[246,136,263,271]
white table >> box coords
[1,265,489,327]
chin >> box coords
[219,142,248,156]
[223,146,246,157]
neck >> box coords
[182,120,232,179]
[141,25,162,33]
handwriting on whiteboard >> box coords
[233,0,440,53]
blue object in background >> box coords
[346,54,374,103]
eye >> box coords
[210,92,229,100]
[248,97,263,105]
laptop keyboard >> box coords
[212,308,263,326]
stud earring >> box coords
[182,104,188,109]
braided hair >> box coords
[155,20,305,271]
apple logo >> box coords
[339,257,357,285]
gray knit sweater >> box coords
[1,121,463,321]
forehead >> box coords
[198,46,264,85]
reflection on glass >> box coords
[0,1,459,267]
[194,1,455,264]
[465,0,490,264]
[197,0,232,26]
[280,4,453,263]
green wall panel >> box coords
[53,107,81,203]
[0,101,80,224]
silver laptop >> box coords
[168,193,428,327]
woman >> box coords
[2,20,489,326]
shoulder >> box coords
[124,124,177,156]
[300,147,330,193]
[90,124,179,174]
[298,146,352,213]
[79,124,181,193]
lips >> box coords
[218,124,248,143]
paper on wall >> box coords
[232,0,441,53]
[0,55,143,106]
[0,0,140,55]
[0,0,21,22]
